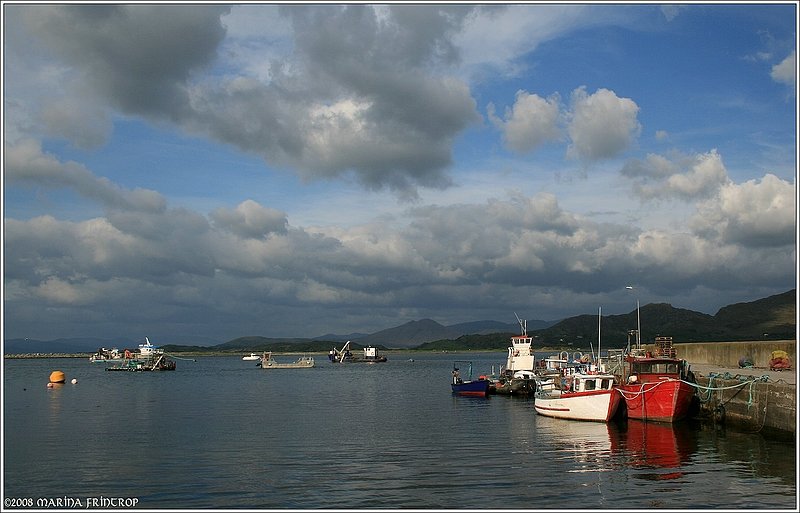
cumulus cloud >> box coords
[660,5,687,22]
[5,139,167,212]
[771,49,796,88]
[567,87,641,162]
[18,5,229,117]
[690,173,796,248]
[621,149,730,200]
[488,91,561,153]
[4,173,795,338]
[211,200,288,239]
[10,4,481,199]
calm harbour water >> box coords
[3,352,797,510]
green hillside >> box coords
[159,289,795,353]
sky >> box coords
[2,3,797,344]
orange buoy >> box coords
[49,370,66,384]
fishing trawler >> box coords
[533,308,621,422]
[617,336,695,423]
[494,315,537,395]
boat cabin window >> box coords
[601,378,612,390]
[584,379,596,391]
[631,362,680,374]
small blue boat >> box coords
[451,361,491,397]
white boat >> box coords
[533,308,621,422]
[138,337,163,357]
[242,353,260,361]
[494,315,537,395]
[89,347,122,363]
[534,367,621,422]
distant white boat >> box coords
[89,347,122,363]
[242,353,260,361]
[138,337,163,357]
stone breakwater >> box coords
[4,353,91,359]
[674,340,796,440]
[692,372,795,440]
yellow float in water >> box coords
[49,370,66,384]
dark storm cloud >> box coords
[18,4,480,199]
[20,5,229,117]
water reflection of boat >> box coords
[607,419,697,480]
[534,416,615,468]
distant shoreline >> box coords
[5,347,594,359]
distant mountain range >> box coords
[4,289,794,354]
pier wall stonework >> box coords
[665,340,796,439]
[694,374,796,439]
[672,340,795,368]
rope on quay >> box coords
[615,379,678,399]
[686,373,787,411]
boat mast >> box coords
[514,312,526,336]
[636,300,641,348]
[626,286,642,349]
[597,306,602,366]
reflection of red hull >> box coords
[622,420,683,467]
[619,379,694,423]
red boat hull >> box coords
[619,379,694,423]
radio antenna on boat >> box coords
[514,312,526,335]
[597,307,602,366]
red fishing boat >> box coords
[617,336,695,423]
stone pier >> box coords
[673,340,796,440]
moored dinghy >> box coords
[451,361,491,397]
